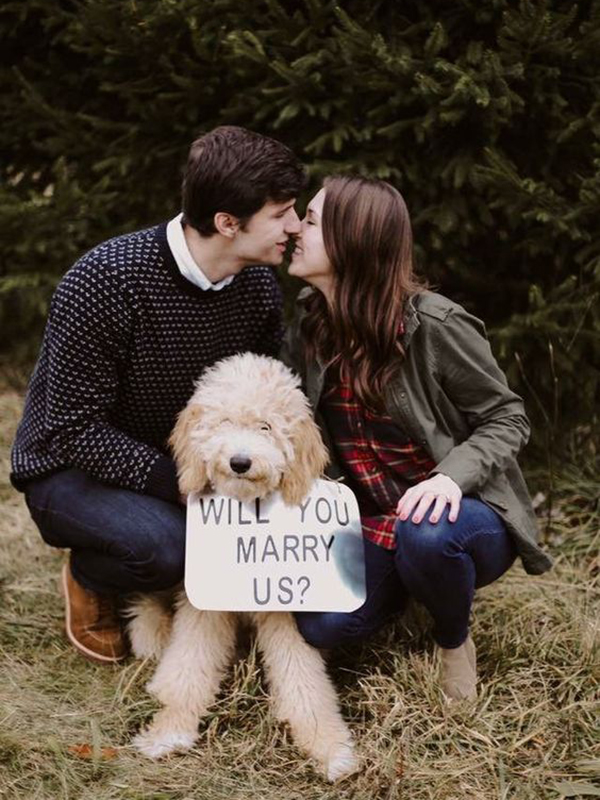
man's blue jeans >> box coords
[295,497,516,649]
[24,469,185,595]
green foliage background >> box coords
[1,0,599,460]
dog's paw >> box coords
[324,743,360,782]
[133,728,196,759]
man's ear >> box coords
[169,403,208,495]
[213,212,240,239]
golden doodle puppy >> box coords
[127,353,359,781]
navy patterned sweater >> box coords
[11,223,283,503]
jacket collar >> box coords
[401,295,421,349]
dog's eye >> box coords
[259,422,272,432]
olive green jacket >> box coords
[281,288,553,575]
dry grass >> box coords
[0,383,598,800]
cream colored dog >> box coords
[127,353,359,781]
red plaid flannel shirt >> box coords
[319,376,436,549]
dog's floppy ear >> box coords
[280,416,329,506]
[169,402,208,496]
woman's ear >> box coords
[280,416,329,506]
[169,403,208,495]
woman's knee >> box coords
[394,496,510,573]
[394,514,449,564]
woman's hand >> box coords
[395,474,462,524]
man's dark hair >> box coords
[181,126,306,236]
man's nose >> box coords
[285,209,301,235]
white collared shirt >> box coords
[166,213,235,291]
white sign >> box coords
[185,479,366,612]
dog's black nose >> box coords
[230,456,252,474]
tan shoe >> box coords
[61,562,128,664]
[439,634,477,702]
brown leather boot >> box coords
[61,562,128,664]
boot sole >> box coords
[61,563,126,665]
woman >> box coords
[283,175,552,702]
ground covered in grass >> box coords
[0,383,598,800]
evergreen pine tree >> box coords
[1,0,598,455]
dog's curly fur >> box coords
[127,353,359,781]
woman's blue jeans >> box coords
[24,469,186,595]
[295,496,516,649]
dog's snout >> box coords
[230,455,252,474]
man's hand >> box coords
[395,474,462,524]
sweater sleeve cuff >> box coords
[145,456,180,504]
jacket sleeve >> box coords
[431,305,530,494]
[41,261,179,503]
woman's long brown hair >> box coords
[301,175,427,411]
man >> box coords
[11,126,305,664]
